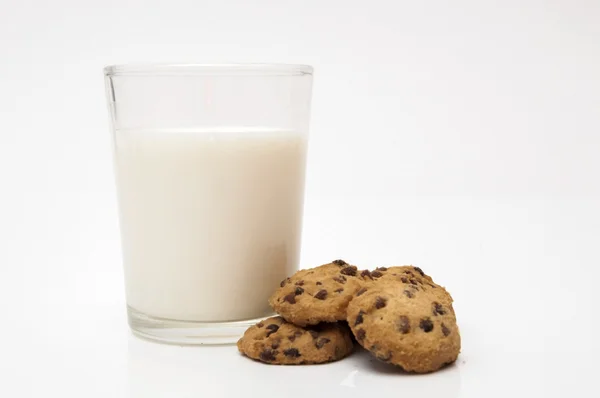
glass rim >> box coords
[103,63,313,77]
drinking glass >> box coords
[104,64,313,345]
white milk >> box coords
[114,128,307,322]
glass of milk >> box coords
[104,64,313,345]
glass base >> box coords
[127,305,268,345]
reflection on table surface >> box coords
[126,335,463,397]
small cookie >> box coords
[361,265,454,305]
[347,284,461,373]
[269,260,366,326]
[237,316,354,365]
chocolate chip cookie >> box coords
[347,283,461,373]
[237,316,354,365]
[269,260,367,326]
[361,265,454,305]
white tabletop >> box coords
[2,196,598,397]
[1,0,599,395]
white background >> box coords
[1,0,599,396]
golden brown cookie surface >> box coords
[237,316,354,365]
[360,265,454,305]
[347,282,461,373]
[269,260,367,326]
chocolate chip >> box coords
[361,269,373,279]
[283,293,296,304]
[283,348,301,358]
[410,279,418,285]
[371,270,383,278]
[334,288,344,293]
[400,277,408,283]
[280,278,290,287]
[333,259,347,266]
[309,330,319,339]
[256,322,264,328]
[403,290,414,298]
[271,341,280,349]
[314,289,328,300]
[355,310,365,326]
[265,324,280,337]
[375,296,387,309]
[355,329,366,341]
[397,316,410,334]
[413,266,425,277]
[295,287,304,295]
[333,275,347,284]
[288,331,303,342]
[433,302,446,316]
[429,283,437,289]
[295,280,305,286]
[377,351,393,362]
[340,266,358,276]
[441,323,451,337]
[334,346,341,358]
[376,267,388,271]
[404,270,414,276]
[316,281,322,285]
[259,348,278,361]
[420,318,434,333]
[315,338,331,349]
[356,287,368,296]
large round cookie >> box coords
[269,260,366,326]
[237,316,354,365]
[361,265,454,305]
[346,283,461,373]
